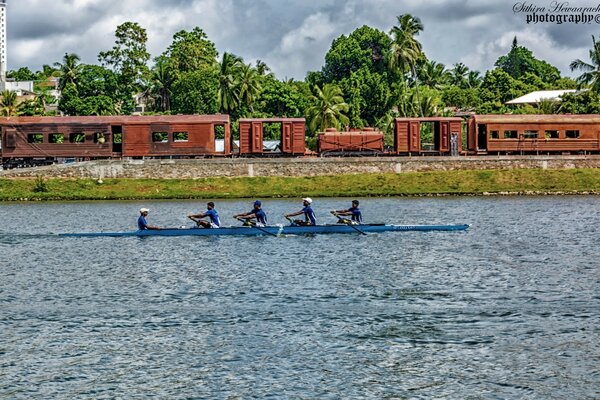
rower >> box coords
[331,200,362,224]
[285,197,316,226]
[138,208,160,230]
[188,202,220,228]
[233,200,267,226]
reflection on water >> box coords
[1,197,599,398]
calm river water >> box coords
[1,197,599,399]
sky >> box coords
[6,0,600,80]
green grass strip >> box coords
[1,168,600,201]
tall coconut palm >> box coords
[238,63,262,112]
[466,70,482,89]
[0,90,19,116]
[53,53,81,90]
[450,62,469,87]
[305,84,350,133]
[150,58,174,112]
[570,35,600,92]
[419,60,451,89]
[388,14,424,116]
[218,52,243,113]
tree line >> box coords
[3,15,600,140]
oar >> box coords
[332,212,367,235]
[235,217,278,237]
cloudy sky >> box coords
[6,0,600,80]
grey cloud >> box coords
[5,0,597,79]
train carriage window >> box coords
[545,130,559,139]
[503,130,518,139]
[27,133,44,143]
[523,130,538,139]
[566,130,580,138]
[489,130,499,139]
[49,133,65,143]
[70,133,86,143]
[173,132,189,142]
[94,132,106,144]
[152,132,169,142]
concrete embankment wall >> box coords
[2,156,600,179]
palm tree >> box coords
[53,53,81,90]
[388,14,424,116]
[570,35,600,92]
[149,59,174,112]
[466,70,482,89]
[238,63,262,112]
[0,90,19,116]
[218,52,243,113]
[450,62,469,87]
[419,60,451,89]
[305,84,350,133]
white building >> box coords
[0,0,6,79]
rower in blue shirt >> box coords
[285,197,316,226]
[331,199,362,224]
[188,202,220,228]
[233,200,268,226]
[137,208,160,230]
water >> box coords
[1,197,599,399]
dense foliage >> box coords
[4,16,596,133]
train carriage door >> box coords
[282,122,293,154]
[477,124,487,151]
[251,121,263,153]
[409,121,420,153]
[439,121,450,153]
[111,125,122,154]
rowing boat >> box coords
[59,223,470,237]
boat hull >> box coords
[59,223,470,237]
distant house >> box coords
[505,90,579,105]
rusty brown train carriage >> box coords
[317,127,384,155]
[1,115,231,165]
[469,114,600,154]
[394,117,463,155]
[238,118,306,155]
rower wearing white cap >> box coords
[137,208,160,230]
[285,197,316,226]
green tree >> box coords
[217,52,243,114]
[558,90,600,113]
[495,37,560,83]
[162,27,218,74]
[418,60,451,89]
[238,63,262,112]
[305,84,350,133]
[570,35,600,92]
[57,65,120,115]
[255,77,310,117]
[98,21,150,113]
[171,68,219,114]
[6,67,35,81]
[144,57,174,112]
[54,53,81,90]
[388,14,425,116]
[322,25,391,82]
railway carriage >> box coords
[468,114,600,155]
[1,114,231,168]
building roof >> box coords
[472,114,600,124]
[505,90,578,104]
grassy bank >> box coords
[1,169,600,201]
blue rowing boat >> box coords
[59,223,470,237]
